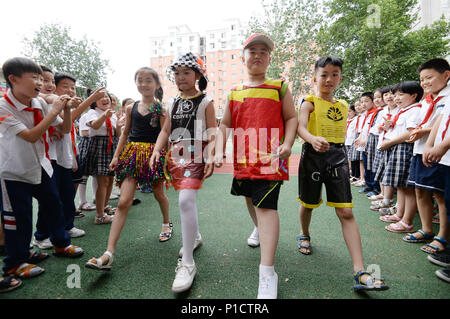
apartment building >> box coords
[149,19,248,117]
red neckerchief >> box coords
[442,114,450,141]
[355,114,361,133]
[418,94,444,128]
[346,117,354,136]
[4,94,50,160]
[390,104,422,129]
[362,107,378,129]
[70,123,77,156]
[0,114,11,123]
[365,106,384,133]
[105,117,113,152]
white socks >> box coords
[179,189,199,266]
[259,264,275,278]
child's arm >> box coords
[214,97,231,167]
[89,109,114,130]
[406,127,431,143]
[379,129,412,150]
[297,100,329,152]
[57,103,73,134]
[203,101,217,178]
[278,88,298,159]
[17,95,70,143]
[423,114,448,166]
[150,110,171,169]
[110,105,132,171]
[70,88,106,121]
[159,106,168,151]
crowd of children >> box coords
[0,33,448,298]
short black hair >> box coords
[40,65,53,74]
[360,92,374,101]
[2,57,42,88]
[89,90,112,109]
[349,104,356,112]
[54,72,77,86]
[121,98,134,107]
[381,85,395,95]
[393,81,424,102]
[314,56,344,73]
[418,58,450,74]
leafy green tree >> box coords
[248,0,325,105]
[318,0,450,100]
[22,23,111,97]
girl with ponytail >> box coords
[86,67,172,271]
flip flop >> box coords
[0,275,22,293]
[385,221,413,233]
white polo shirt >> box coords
[377,106,401,149]
[85,108,117,137]
[369,106,385,136]
[384,103,422,141]
[433,96,450,166]
[412,84,450,155]
[0,90,62,184]
[345,117,357,146]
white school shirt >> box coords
[345,117,357,146]
[0,90,62,184]
[433,96,450,166]
[85,108,117,136]
[369,106,386,136]
[355,111,367,151]
[412,84,450,155]
[384,103,422,141]
[376,106,401,149]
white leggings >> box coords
[179,189,200,266]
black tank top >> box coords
[128,101,162,143]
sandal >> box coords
[26,251,50,264]
[6,263,44,278]
[353,270,389,291]
[379,206,397,216]
[132,198,141,206]
[74,210,85,218]
[104,205,117,216]
[421,236,448,254]
[379,214,401,223]
[402,229,434,243]
[296,235,312,255]
[0,275,22,293]
[79,202,96,211]
[432,214,440,224]
[385,220,413,233]
[95,214,114,224]
[53,245,84,258]
[85,251,113,271]
[159,222,174,242]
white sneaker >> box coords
[32,238,53,250]
[247,227,260,247]
[179,234,203,257]
[67,227,86,238]
[172,259,197,293]
[257,272,278,299]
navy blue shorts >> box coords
[408,154,445,193]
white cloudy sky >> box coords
[1,0,264,99]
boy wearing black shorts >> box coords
[215,34,298,299]
[297,56,389,291]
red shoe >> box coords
[53,245,84,258]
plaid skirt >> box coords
[381,143,414,187]
[115,142,166,186]
[348,144,359,161]
[372,149,384,175]
[82,136,118,176]
[374,149,389,182]
[77,136,90,162]
[365,133,379,171]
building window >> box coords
[232,64,237,69]
[210,43,215,49]
[231,54,236,59]
[210,33,215,39]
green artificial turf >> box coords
[1,172,448,300]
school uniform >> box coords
[34,122,77,241]
[0,91,70,273]
[408,85,449,192]
[345,117,359,178]
[374,106,401,183]
[82,108,118,176]
[381,103,421,187]
[433,96,450,222]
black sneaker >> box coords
[427,249,450,267]
[435,267,450,283]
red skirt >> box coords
[166,141,207,190]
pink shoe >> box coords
[385,221,413,233]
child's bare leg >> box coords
[152,181,172,238]
[383,186,394,201]
[255,207,279,267]
[335,207,364,273]
[245,197,258,227]
[395,188,405,219]
[359,161,365,182]
[415,188,434,235]
[95,176,109,218]
[104,176,114,207]
[88,178,136,265]
[422,193,448,253]
[299,205,313,254]
[400,187,417,225]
